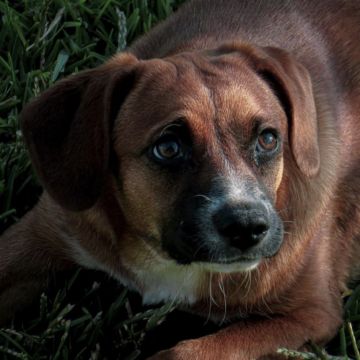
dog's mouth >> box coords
[136,231,264,273]
[165,232,281,268]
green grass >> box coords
[0,269,177,359]
[0,1,360,359]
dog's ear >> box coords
[243,46,320,177]
[21,53,138,211]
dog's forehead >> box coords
[168,52,270,117]
[115,50,285,148]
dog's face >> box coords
[21,44,319,307]
[114,50,286,273]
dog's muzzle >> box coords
[162,184,284,271]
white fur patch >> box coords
[68,236,259,306]
[135,261,204,305]
[130,258,259,305]
[65,236,201,304]
[68,239,202,304]
[67,238,100,270]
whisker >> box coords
[206,271,215,324]
[218,273,227,325]
[192,194,214,203]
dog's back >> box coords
[133,0,360,73]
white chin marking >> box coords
[139,259,260,306]
[200,259,260,273]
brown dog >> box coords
[1,0,360,358]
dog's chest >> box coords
[68,238,205,305]
[131,261,205,305]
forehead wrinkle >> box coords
[170,58,234,170]
[216,83,263,123]
[210,68,286,133]
[202,78,267,174]
[168,58,218,140]
[180,82,215,121]
[170,58,244,166]
[169,55,215,111]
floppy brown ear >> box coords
[21,53,138,211]
[241,45,320,177]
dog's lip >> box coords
[210,256,260,264]
[199,258,261,273]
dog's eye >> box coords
[257,130,278,152]
[152,136,183,161]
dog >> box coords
[1,0,360,358]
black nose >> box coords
[213,203,269,251]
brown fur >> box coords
[1,0,360,359]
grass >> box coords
[0,269,177,359]
[0,0,360,359]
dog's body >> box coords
[1,0,360,358]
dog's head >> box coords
[21,43,319,303]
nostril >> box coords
[251,222,269,239]
[227,221,269,250]
[220,222,241,239]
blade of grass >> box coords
[347,322,360,360]
[51,50,69,82]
